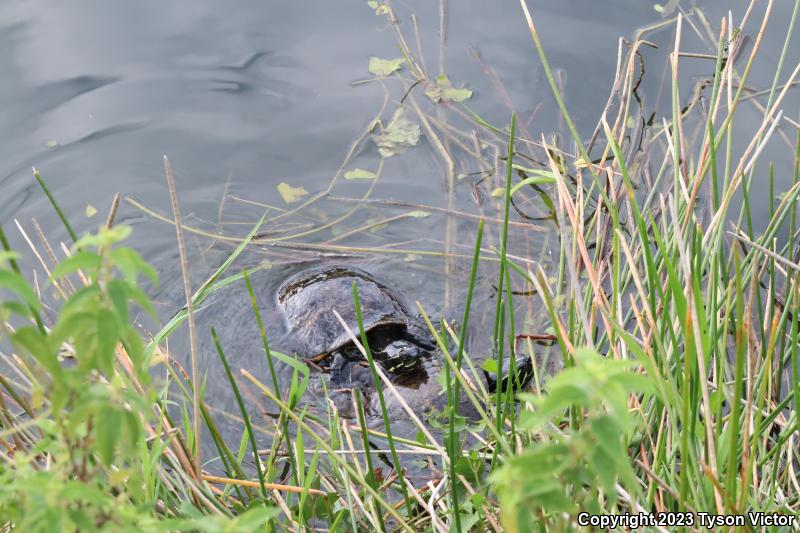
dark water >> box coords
[2,1,799,444]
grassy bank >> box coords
[2,0,800,531]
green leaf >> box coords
[109,248,158,285]
[125,283,157,320]
[425,74,472,103]
[85,204,97,218]
[344,168,377,180]
[120,325,147,374]
[367,0,379,8]
[228,507,281,531]
[123,409,142,455]
[74,225,133,251]
[107,279,130,325]
[96,406,121,466]
[96,309,118,375]
[12,326,60,376]
[406,210,430,218]
[51,251,101,280]
[60,480,109,506]
[373,106,420,158]
[59,285,102,320]
[277,182,309,204]
[0,270,41,310]
[1,300,31,317]
[509,174,557,197]
[0,251,20,265]
[368,57,404,77]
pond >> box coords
[2,0,798,455]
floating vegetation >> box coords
[368,57,405,77]
[373,106,421,158]
[276,181,309,204]
[343,168,377,180]
[424,74,472,103]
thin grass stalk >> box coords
[492,297,506,436]
[351,282,414,518]
[493,114,516,435]
[502,262,517,436]
[354,390,380,493]
[210,327,270,504]
[416,308,513,456]
[242,269,300,489]
[441,320,462,533]
[443,219,484,530]
[241,369,415,532]
[163,155,201,477]
[0,225,46,333]
[32,168,77,243]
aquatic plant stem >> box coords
[32,167,77,244]
[242,269,300,490]
[241,369,415,532]
[351,282,414,518]
[0,224,46,333]
[163,155,201,478]
[446,218,484,531]
[211,327,269,503]
[354,389,386,532]
[494,114,516,433]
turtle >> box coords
[278,265,542,398]
[277,266,436,387]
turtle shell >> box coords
[277,266,411,357]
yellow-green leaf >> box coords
[368,219,389,233]
[368,57,404,77]
[373,106,420,158]
[344,168,377,180]
[490,187,505,198]
[85,204,98,218]
[425,74,472,103]
[277,182,309,204]
[406,210,430,218]
[367,0,378,8]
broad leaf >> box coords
[425,74,472,103]
[277,182,309,204]
[344,168,377,180]
[373,107,420,158]
[368,57,404,77]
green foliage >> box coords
[491,348,653,528]
[0,225,277,531]
[0,225,158,530]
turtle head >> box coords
[375,339,427,374]
[403,319,437,351]
[484,354,535,393]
